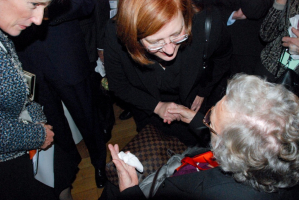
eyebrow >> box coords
[145,23,184,44]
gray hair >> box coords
[212,74,299,192]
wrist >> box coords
[154,102,162,114]
[275,0,287,5]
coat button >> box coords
[162,182,165,188]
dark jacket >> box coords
[104,8,232,115]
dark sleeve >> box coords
[196,8,232,97]
[189,112,208,137]
[95,0,111,49]
[48,0,95,25]
[104,20,160,114]
[118,185,147,200]
[260,2,286,43]
[0,120,46,153]
[240,0,273,19]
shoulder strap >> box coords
[203,7,212,69]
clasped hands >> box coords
[154,96,201,124]
[109,99,199,192]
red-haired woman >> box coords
[104,0,232,146]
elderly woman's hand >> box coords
[167,105,196,124]
[154,102,181,124]
[40,124,54,149]
[108,144,139,192]
[282,28,299,54]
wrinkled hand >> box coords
[191,96,204,112]
[232,8,246,20]
[40,124,54,149]
[282,28,299,54]
[167,105,196,124]
[154,102,180,124]
[108,144,139,192]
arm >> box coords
[26,101,47,123]
[104,21,160,114]
[0,118,46,153]
[95,0,110,50]
[240,0,273,19]
[96,0,111,62]
[168,106,207,138]
[260,0,287,43]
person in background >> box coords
[257,0,299,81]
[104,0,232,147]
[79,0,115,141]
[191,0,273,76]
[109,74,299,200]
[14,0,108,191]
[0,0,57,199]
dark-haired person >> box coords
[104,0,232,147]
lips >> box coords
[19,25,28,30]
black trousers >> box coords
[18,48,107,194]
[0,154,58,200]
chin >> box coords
[4,30,22,37]
[156,52,178,62]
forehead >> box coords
[145,12,184,40]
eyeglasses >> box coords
[203,106,218,135]
[146,34,188,52]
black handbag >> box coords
[275,48,299,96]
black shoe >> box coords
[95,168,107,188]
[119,109,132,120]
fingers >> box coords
[108,144,120,160]
[194,105,200,113]
[292,27,299,37]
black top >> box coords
[104,7,232,114]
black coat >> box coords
[104,8,232,115]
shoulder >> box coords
[162,168,278,200]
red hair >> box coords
[116,0,194,65]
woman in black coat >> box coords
[105,0,232,146]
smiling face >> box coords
[141,12,186,62]
[0,0,50,36]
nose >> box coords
[161,42,176,55]
[30,7,45,25]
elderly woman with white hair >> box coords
[108,74,299,200]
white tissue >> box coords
[95,57,106,77]
[118,151,144,173]
[288,15,299,59]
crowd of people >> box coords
[1,0,299,199]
